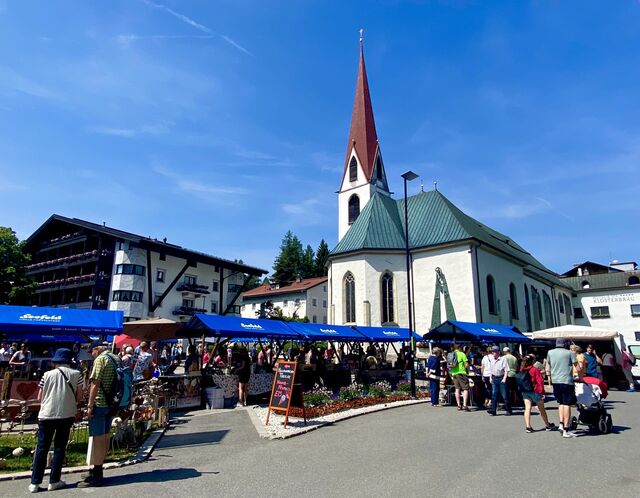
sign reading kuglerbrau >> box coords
[270,361,295,410]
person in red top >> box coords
[520,354,555,433]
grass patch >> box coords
[0,426,152,474]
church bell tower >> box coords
[337,31,390,242]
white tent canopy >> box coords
[532,324,619,341]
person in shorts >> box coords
[450,344,470,411]
[519,354,554,433]
[78,342,120,488]
[546,338,579,438]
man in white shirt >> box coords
[0,342,13,363]
[487,345,512,416]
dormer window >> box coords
[349,157,357,182]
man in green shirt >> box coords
[450,344,470,411]
[78,343,119,488]
[503,347,519,406]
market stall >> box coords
[350,325,418,386]
[0,305,123,412]
[185,314,304,406]
[424,320,531,344]
[424,320,531,407]
[285,322,367,391]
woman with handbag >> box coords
[427,348,443,407]
[29,348,84,493]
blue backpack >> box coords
[104,354,130,409]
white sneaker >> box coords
[48,480,66,491]
[562,430,577,438]
[28,484,41,493]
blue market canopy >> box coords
[187,314,303,340]
[2,334,92,344]
[353,325,417,342]
[286,322,367,341]
[0,305,123,335]
[424,320,530,343]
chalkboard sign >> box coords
[270,361,295,409]
[265,361,306,428]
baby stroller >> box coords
[570,377,613,434]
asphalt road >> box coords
[3,391,639,497]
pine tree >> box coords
[314,239,330,277]
[301,245,315,279]
[272,231,303,284]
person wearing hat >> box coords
[546,338,579,438]
[487,345,512,416]
[29,348,84,493]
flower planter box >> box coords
[289,392,428,419]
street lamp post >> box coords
[401,170,419,398]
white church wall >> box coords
[412,245,477,332]
[330,245,479,332]
[329,256,368,325]
[363,252,406,327]
[476,247,528,328]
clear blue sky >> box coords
[1,0,639,275]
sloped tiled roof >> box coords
[25,214,267,275]
[242,276,328,299]
[332,190,562,285]
[561,271,640,291]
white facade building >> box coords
[328,39,573,334]
[110,243,254,322]
[24,215,266,322]
[561,261,640,348]
[241,277,329,324]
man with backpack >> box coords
[78,342,122,488]
[448,344,470,411]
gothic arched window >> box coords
[381,272,394,323]
[349,156,358,182]
[487,275,497,315]
[348,195,360,225]
[344,272,356,323]
[509,283,518,320]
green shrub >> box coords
[338,383,364,401]
[367,380,392,398]
[304,387,334,407]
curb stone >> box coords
[249,399,429,440]
[0,427,166,481]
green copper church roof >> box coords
[332,190,561,284]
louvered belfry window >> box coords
[349,156,358,182]
[348,195,360,224]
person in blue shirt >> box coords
[584,344,602,379]
[427,348,443,407]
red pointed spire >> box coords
[344,33,380,182]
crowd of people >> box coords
[425,339,637,438]
[25,339,187,492]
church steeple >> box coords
[337,31,389,242]
[343,30,384,184]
